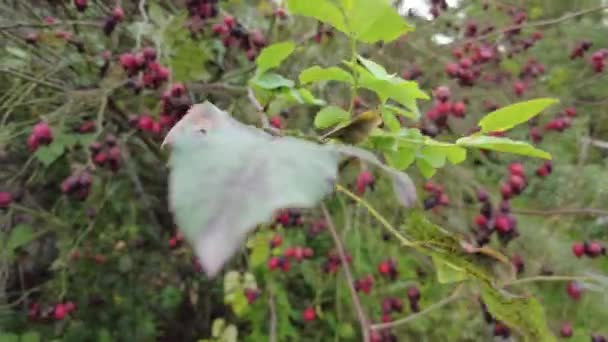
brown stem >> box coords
[512,208,608,217]
[321,204,370,342]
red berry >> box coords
[137,115,155,132]
[302,307,316,322]
[445,63,460,77]
[356,171,374,195]
[564,107,577,117]
[475,214,488,229]
[33,122,53,143]
[494,214,512,233]
[94,254,106,264]
[500,183,513,200]
[0,191,12,208]
[74,0,88,11]
[142,47,157,61]
[566,281,583,300]
[451,101,466,117]
[585,241,605,258]
[112,6,124,22]
[54,304,68,320]
[270,234,282,248]
[170,83,186,97]
[433,86,451,102]
[267,257,280,270]
[274,7,288,19]
[508,163,525,176]
[407,286,420,302]
[223,15,235,29]
[560,323,573,338]
[572,242,585,258]
[509,174,526,193]
[513,81,526,96]
[168,237,179,248]
[269,116,284,129]
[378,261,391,275]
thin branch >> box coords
[452,4,608,45]
[321,204,370,342]
[371,288,464,331]
[268,293,277,342]
[582,137,608,150]
[0,68,65,91]
[247,87,271,129]
[0,21,102,30]
[503,275,597,287]
[139,0,149,23]
[512,208,608,217]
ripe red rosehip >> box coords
[513,81,526,96]
[0,191,12,208]
[571,242,585,258]
[302,307,316,322]
[564,107,577,117]
[269,116,284,130]
[223,15,235,29]
[267,257,280,270]
[494,214,512,233]
[269,234,282,248]
[445,63,460,77]
[355,171,375,195]
[566,281,583,300]
[433,86,451,102]
[451,101,466,117]
[529,127,543,143]
[112,6,124,22]
[54,304,68,320]
[500,183,513,200]
[33,122,53,143]
[274,7,288,19]
[407,286,421,302]
[509,174,526,193]
[560,323,573,338]
[244,288,260,304]
[74,0,88,11]
[508,163,525,176]
[137,115,155,132]
[585,241,605,258]
[378,261,391,275]
[170,83,186,97]
[475,214,488,229]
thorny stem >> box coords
[321,204,370,342]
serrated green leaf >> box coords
[314,106,351,129]
[456,136,551,159]
[299,66,354,85]
[478,98,558,134]
[481,285,556,342]
[256,41,295,75]
[252,72,294,89]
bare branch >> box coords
[321,204,370,341]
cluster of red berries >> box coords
[90,135,122,171]
[570,40,593,60]
[28,301,76,322]
[274,209,303,227]
[307,219,327,236]
[473,185,519,246]
[186,0,219,20]
[377,259,399,280]
[268,245,314,272]
[543,106,577,133]
[425,86,467,128]
[355,171,375,195]
[590,49,608,72]
[0,191,12,209]
[212,15,267,60]
[381,297,403,322]
[60,170,93,200]
[353,275,374,294]
[445,42,499,87]
[27,122,53,152]
[422,181,449,210]
[400,66,423,81]
[571,241,606,258]
[243,288,261,304]
[323,251,352,273]
[157,83,193,130]
[119,47,170,89]
[406,286,421,312]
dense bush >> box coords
[1,0,608,341]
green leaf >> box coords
[248,232,271,268]
[381,108,401,132]
[405,211,493,284]
[159,285,183,310]
[384,104,418,120]
[481,285,556,342]
[212,319,226,338]
[299,66,354,85]
[423,140,467,164]
[34,143,64,166]
[251,72,295,90]
[295,88,326,106]
[287,0,348,36]
[384,147,415,170]
[357,55,392,80]
[6,225,35,251]
[478,98,558,134]
[433,256,469,284]
[418,146,446,168]
[344,0,414,43]
[148,2,167,26]
[170,40,210,82]
[256,41,296,75]
[416,158,436,178]
[314,106,351,129]
[456,136,551,159]
[0,333,18,342]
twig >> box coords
[0,68,65,91]
[582,137,608,150]
[247,87,271,129]
[371,288,464,331]
[452,4,608,45]
[0,21,102,30]
[335,184,414,247]
[512,208,608,217]
[321,204,370,342]
[503,275,596,287]
[268,293,277,342]
[139,0,149,23]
